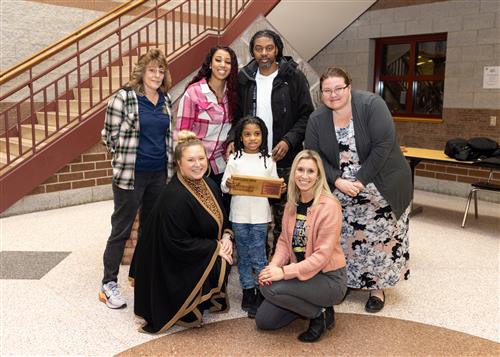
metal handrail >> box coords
[0,0,148,85]
[0,0,249,171]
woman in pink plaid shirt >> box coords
[176,46,238,211]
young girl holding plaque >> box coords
[221,116,283,318]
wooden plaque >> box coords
[229,175,283,199]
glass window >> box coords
[382,44,410,76]
[374,33,447,119]
[380,81,408,113]
[416,41,446,76]
[413,80,444,115]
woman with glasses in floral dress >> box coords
[305,67,412,313]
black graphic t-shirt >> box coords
[292,199,313,262]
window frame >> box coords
[373,33,447,122]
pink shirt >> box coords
[176,78,231,175]
[271,194,346,281]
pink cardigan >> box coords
[271,194,346,281]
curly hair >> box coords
[186,45,239,121]
[249,29,284,61]
[232,116,270,169]
[128,49,172,95]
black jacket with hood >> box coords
[229,56,314,169]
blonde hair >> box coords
[287,150,331,210]
[128,49,172,94]
[174,130,207,169]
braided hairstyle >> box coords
[232,116,270,169]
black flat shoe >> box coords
[298,311,326,343]
[247,290,264,319]
[325,306,335,330]
[241,288,256,312]
[365,291,385,313]
[247,304,257,319]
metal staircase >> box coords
[0,0,280,213]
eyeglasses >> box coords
[321,85,349,96]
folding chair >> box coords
[461,162,500,228]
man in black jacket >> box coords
[227,29,314,287]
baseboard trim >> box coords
[415,176,500,204]
[1,184,113,217]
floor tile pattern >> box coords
[0,251,70,279]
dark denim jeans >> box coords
[102,171,166,284]
[232,222,268,289]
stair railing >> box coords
[0,0,249,172]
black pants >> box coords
[270,167,291,255]
[102,171,166,284]
[255,268,347,330]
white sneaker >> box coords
[99,281,127,309]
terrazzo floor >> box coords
[0,189,499,356]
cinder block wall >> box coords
[309,0,500,199]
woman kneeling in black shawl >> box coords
[130,130,234,333]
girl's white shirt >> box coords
[221,151,278,224]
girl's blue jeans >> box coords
[232,222,268,289]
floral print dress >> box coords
[334,120,410,290]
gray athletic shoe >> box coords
[99,281,127,309]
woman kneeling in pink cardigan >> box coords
[256,149,347,343]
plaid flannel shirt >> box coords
[176,78,231,175]
[101,88,174,190]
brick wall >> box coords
[29,142,112,196]
[415,161,500,186]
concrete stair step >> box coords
[0,137,33,156]
[91,76,123,90]
[109,66,133,79]
[73,87,114,102]
[57,99,91,113]
[37,111,77,126]
[121,43,179,63]
[120,56,139,66]
[0,151,9,165]
[20,124,57,141]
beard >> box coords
[257,58,275,70]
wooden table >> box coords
[403,147,472,165]
[402,147,473,215]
